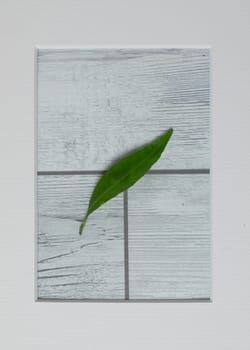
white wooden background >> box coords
[37,175,124,299]
[37,48,210,300]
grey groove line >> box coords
[123,191,129,300]
[37,169,210,176]
[37,297,211,303]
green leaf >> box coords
[79,128,173,235]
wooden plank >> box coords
[37,175,124,299]
[37,48,209,171]
[128,174,210,299]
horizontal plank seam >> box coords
[37,169,210,176]
[36,298,212,303]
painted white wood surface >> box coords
[128,174,210,299]
[37,48,209,171]
[37,48,210,300]
[37,175,124,299]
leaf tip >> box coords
[168,127,174,136]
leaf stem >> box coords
[79,217,87,235]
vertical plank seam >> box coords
[123,190,129,300]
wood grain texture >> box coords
[37,175,124,299]
[36,48,210,301]
[128,174,210,299]
[37,48,209,171]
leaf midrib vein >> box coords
[87,142,164,216]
